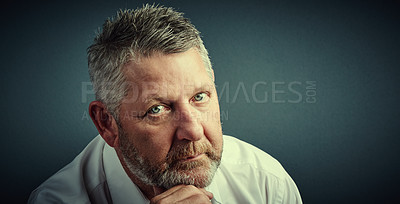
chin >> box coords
[158,159,220,189]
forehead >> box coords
[122,49,213,100]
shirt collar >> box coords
[205,168,222,204]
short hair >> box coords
[87,4,212,122]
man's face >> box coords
[115,48,223,189]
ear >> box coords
[89,101,119,147]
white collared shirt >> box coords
[29,135,302,204]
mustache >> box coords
[165,142,218,164]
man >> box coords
[29,4,302,204]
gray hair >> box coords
[87,4,213,122]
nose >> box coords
[174,105,203,142]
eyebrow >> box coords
[141,83,214,105]
[143,96,169,105]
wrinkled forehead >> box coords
[121,49,214,101]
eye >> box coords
[194,93,205,101]
[147,105,168,115]
[192,92,209,102]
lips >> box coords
[166,142,212,165]
[181,153,205,161]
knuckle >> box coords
[185,185,197,191]
[190,194,211,203]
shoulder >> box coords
[221,135,287,179]
[216,135,302,203]
[28,135,109,204]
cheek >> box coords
[202,109,223,150]
[125,124,176,162]
[203,98,221,122]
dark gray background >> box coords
[1,0,399,203]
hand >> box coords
[150,185,213,204]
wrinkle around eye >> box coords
[191,92,211,104]
[146,104,171,117]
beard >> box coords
[118,128,222,189]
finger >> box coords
[166,185,210,202]
[151,185,185,202]
[183,194,213,204]
[199,188,213,200]
[151,185,213,204]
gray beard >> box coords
[119,129,222,189]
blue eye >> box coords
[194,93,206,101]
[148,105,165,114]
